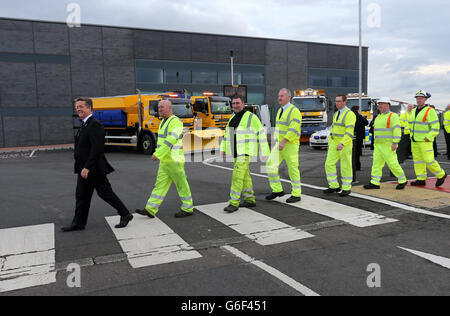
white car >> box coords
[309,127,331,149]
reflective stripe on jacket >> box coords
[274,104,302,145]
[330,108,356,146]
[220,111,270,157]
[154,115,184,162]
[374,112,402,144]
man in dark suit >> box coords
[351,106,369,182]
[62,97,133,232]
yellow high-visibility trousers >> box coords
[411,141,445,180]
[146,162,194,216]
[370,143,407,185]
[325,139,353,191]
[266,143,301,197]
[229,156,255,207]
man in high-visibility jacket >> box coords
[444,104,450,161]
[323,94,357,197]
[398,104,414,163]
[265,88,303,203]
[409,90,447,187]
[220,95,270,213]
[364,97,408,190]
[136,100,196,218]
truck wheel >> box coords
[140,134,155,155]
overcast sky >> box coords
[1,0,449,109]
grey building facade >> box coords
[0,17,368,148]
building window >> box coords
[136,68,163,83]
[165,70,191,83]
[243,72,264,85]
[218,71,242,85]
[309,68,359,88]
[192,71,218,84]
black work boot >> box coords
[436,173,448,187]
[239,201,256,208]
[410,180,426,186]
[364,183,380,190]
[224,205,239,213]
[135,209,155,218]
[265,191,285,200]
[286,196,301,203]
[323,187,341,194]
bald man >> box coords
[136,100,196,218]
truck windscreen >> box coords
[347,98,372,112]
[210,100,232,115]
[292,98,325,111]
[171,101,193,118]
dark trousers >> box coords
[446,131,450,159]
[73,174,129,226]
[352,139,363,181]
[398,133,411,163]
[434,139,439,157]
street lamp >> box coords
[230,50,234,86]
[359,0,363,109]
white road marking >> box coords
[222,245,320,296]
[203,157,450,220]
[196,203,314,246]
[399,247,450,270]
[273,196,398,227]
[106,216,202,268]
[0,224,55,293]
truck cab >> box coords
[292,89,329,142]
[89,91,194,156]
[191,93,233,130]
[346,94,376,122]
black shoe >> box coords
[396,182,407,190]
[224,205,239,213]
[135,209,155,218]
[115,214,133,228]
[323,188,341,194]
[410,180,426,186]
[239,201,256,208]
[436,173,447,187]
[175,209,195,218]
[364,183,380,190]
[339,190,351,197]
[286,196,301,203]
[61,224,85,232]
[265,191,285,200]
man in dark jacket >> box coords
[351,106,369,182]
[62,97,133,232]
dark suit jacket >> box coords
[354,113,369,143]
[74,116,114,175]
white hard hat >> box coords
[378,97,391,104]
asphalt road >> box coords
[0,137,449,296]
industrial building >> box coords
[0,17,368,148]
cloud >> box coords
[0,0,449,108]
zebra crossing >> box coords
[0,195,411,294]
